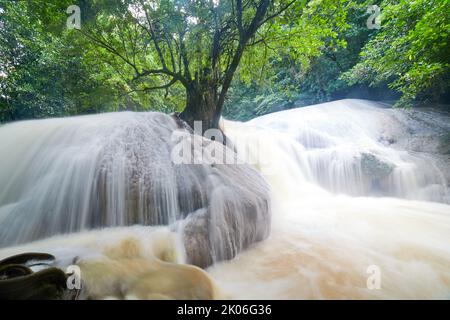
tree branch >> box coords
[258,0,298,28]
[77,29,141,76]
[128,77,178,94]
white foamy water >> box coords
[1,99,449,299]
[207,99,450,299]
[0,111,270,268]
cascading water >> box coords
[236,99,449,203]
[0,99,449,299]
[0,112,271,269]
[208,99,450,299]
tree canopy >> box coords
[343,0,450,107]
[0,0,448,124]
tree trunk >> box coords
[180,81,222,134]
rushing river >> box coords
[0,99,449,299]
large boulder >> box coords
[0,112,271,268]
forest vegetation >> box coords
[0,0,448,124]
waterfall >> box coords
[228,99,449,203]
[0,111,271,268]
[0,99,449,299]
[207,99,450,299]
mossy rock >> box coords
[361,153,395,180]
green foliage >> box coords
[0,0,118,121]
[342,0,450,107]
[0,0,180,122]
[1,0,448,123]
[238,0,350,84]
[226,0,450,120]
[1,0,353,123]
[225,0,370,120]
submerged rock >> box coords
[360,153,395,180]
[74,238,226,300]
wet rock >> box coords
[0,252,80,300]
[0,112,272,270]
[0,252,55,267]
[360,153,394,180]
[0,264,33,280]
[438,133,450,155]
[0,267,69,300]
[181,164,271,268]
